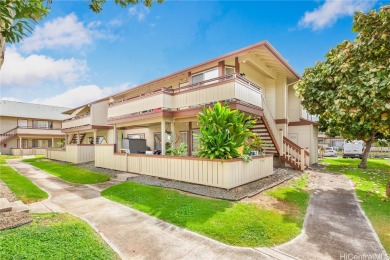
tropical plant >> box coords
[197,102,256,160]
[295,5,390,169]
[166,143,187,156]
[250,135,264,154]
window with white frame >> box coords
[191,68,219,84]
[225,66,235,75]
[17,119,28,128]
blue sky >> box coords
[1,0,388,108]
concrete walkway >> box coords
[275,171,388,260]
[8,160,282,260]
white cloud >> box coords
[298,0,377,30]
[30,84,130,108]
[20,13,94,53]
[129,6,150,21]
[1,47,87,87]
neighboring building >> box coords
[51,41,319,170]
[61,100,111,145]
[0,100,69,155]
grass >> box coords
[23,157,110,184]
[321,158,390,254]
[0,213,118,259]
[0,166,48,203]
[0,155,20,164]
[102,174,309,247]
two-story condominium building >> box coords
[0,100,69,155]
[49,41,318,188]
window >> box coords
[191,68,218,84]
[18,119,28,128]
[179,132,188,145]
[225,66,235,75]
[32,140,49,148]
[154,133,162,150]
[192,130,200,153]
[127,134,145,139]
[33,120,51,129]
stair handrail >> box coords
[260,95,281,153]
[0,127,18,143]
[283,136,310,169]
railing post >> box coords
[300,148,305,170]
[279,129,284,155]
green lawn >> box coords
[0,155,20,164]
[321,158,390,254]
[0,166,48,203]
[23,158,110,184]
[0,213,118,259]
[102,175,309,247]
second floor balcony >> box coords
[62,114,91,129]
[107,73,263,121]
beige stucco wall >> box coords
[0,116,17,133]
[91,101,108,126]
[275,76,287,120]
[288,124,318,164]
[288,86,301,122]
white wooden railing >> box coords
[107,73,263,120]
[62,115,91,129]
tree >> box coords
[197,102,256,160]
[295,5,390,169]
[0,0,163,68]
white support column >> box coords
[113,125,117,152]
[170,121,175,149]
[51,138,54,147]
[300,148,305,170]
[161,120,166,155]
[77,132,80,144]
[93,130,97,145]
[279,129,284,155]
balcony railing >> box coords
[108,73,263,120]
[62,115,92,129]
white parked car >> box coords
[324,147,337,157]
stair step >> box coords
[0,198,12,213]
[10,200,30,213]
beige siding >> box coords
[47,145,95,163]
[91,101,108,126]
[95,145,127,171]
[264,78,276,118]
[62,116,91,129]
[16,128,63,136]
[95,145,273,189]
[1,138,17,154]
[275,76,287,120]
[108,80,263,120]
[288,86,301,122]
[288,125,318,164]
[239,62,266,88]
[11,148,47,156]
[0,116,17,133]
[53,121,62,129]
[109,93,172,119]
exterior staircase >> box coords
[69,133,86,144]
[0,127,18,144]
[251,96,310,171]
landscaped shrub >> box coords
[197,102,256,159]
